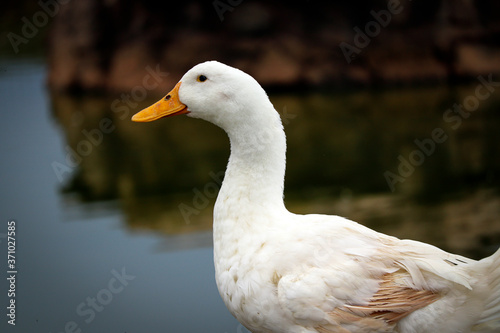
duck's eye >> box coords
[197,75,207,82]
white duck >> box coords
[132,61,500,333]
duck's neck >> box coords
[216,116,287,217]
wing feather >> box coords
[316,272,440,332]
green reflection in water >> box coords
[50,84,500,259]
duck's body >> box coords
[132,61,500,332]
[215,208,496,333]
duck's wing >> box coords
[277,217,477,332]
[278,266,441,332]
[317,271,440,332]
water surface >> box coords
[0,60,240,333]
[1,59,499,333]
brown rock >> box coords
[456,44,500,77]
[46,1,500,93]
[253,47,301,86]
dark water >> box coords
[1,59,500,333]
[0,60,241,333]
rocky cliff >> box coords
[47,0,500,94]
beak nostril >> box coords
[165,95,171,101]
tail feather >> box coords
[473,248,500,331]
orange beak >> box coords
[131,82,189,122]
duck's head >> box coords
[132,61,279,132]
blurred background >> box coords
[1,1,500,332]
